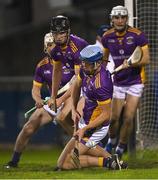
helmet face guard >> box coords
[50,15,70,33]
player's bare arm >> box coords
[48,61,62,111]
[32,84,44,108]
[71,77,82,122]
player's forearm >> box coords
[32,93,42,103]
[59,86,71,102]
[51,64,62,98]
[84,112,110,131]
[71,82,81,110]
[32,86,42,102]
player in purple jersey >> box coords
[4,32,82,169]
[101,5,150,158]
[47,15,88,112]
[53,45,127,170]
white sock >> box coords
[107,137,117,145]
[116,146,124,154]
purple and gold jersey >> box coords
[101,26,149,86]
[50,34,88,71]
[33,57,74,94]
[78,65,113,128]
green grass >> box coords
[0,146,158,179]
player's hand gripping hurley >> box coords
[112,46,142,74]
[24,78,74,119]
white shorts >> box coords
[113,84,144,99]
[79,118,109,148]
[43,104,63,117]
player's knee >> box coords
[123,117,133,127]
[110,116,119,125]
[57,154,73,170]
[31,109,44,119]
[22,123,35,136]
[56,112,66,122]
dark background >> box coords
[0,0,123,76]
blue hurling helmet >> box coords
[80,45,103,63]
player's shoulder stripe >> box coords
[128,27,142,35]
[70,40,78,53]
[103,28,115,36]
[37,57,49,67]
[95,73,101,89]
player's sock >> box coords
[98,157,110,168]
[108,137,117,145]
[105,137,117,153]
[115,143,126,158]
[101,155,121,170]
[103,157,110,167]
[11,151,22,164]
[4,152,21,169]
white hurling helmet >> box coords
[44,32,54,51]
[110,5,128,18]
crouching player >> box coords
[55,45,127,171]
[4,32,81,169]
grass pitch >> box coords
[0,145,158,179]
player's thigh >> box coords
[79,142,90,155]
[124,94,140,119]
[29,108,52,127]
[56,98,71,121]
[112,98,125,120]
